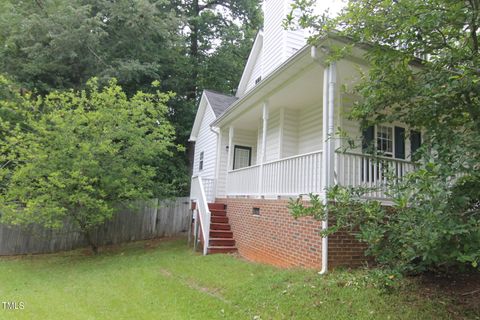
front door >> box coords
[233,145,252,170]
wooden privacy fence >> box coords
[0,197,191,255]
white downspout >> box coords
[323,61,336,274]
[313,46,336,275]
[320,58,330,275]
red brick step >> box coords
[208,246,237,254]
[208,203,226,211]
[210,209,227,217]
[210,230,233,238]
[211,216,229,224]
[210,223,231,231]
[209,238,236,246]
[205,202,235,255]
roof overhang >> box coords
[211,32,425,129]
[212,37,327,128]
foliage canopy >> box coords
[0,76,181,252]
[288,0,480,274]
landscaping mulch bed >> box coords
[418,271,480,319]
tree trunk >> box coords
[188,0,200,101]
[84,230,98,254]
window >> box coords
[376,125,393,157]
[361,124,417,182]
[255,76,262,85]
[199,151,204,171]
[233,146,252,170]
[363,125,408,160]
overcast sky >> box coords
[315,0,346,17]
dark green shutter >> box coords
[410,130,422,158]
[394,126,405,159]
[362,126,375,153]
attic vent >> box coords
[255,76,262,85]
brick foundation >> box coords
[217,197,368,269]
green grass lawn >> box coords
[0,238,460,320]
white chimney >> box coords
[262,0,308,77]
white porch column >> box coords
[258,102,269,197]
[320,61,337,274]
[225,126,234,195]
[278,107,285,158]
[213,127,222,199]
[226,126,234,170]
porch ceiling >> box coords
[230,63,325,129]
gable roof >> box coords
[189,90,237,142]
[236,31,263,98]
[204,90,238,117]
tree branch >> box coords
[468,0,479,54]
[199,0,229,11]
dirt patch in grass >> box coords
[186,279,229,303]
[159,268,173,277]
[80,236,186,255]
[417,271,480,319]
[158,266,228,303]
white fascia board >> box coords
[189,92,212,142]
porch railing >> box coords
[227,165,260,195]
[190,176,211,255]
[226,150,416,200]
[202,178,216,203]
[262,151,323,196]
[226,150,323,197]
[336,152,416,199]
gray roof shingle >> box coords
[204,90,238,117]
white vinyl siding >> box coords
[246,52,263,93]
[263,0,286,76]
[262,0,307,78]
[265,109,280,161]
[339,94,363,153]
[238,0,308,97]
[298,104,323,154]
[192,105,217,180]
[281,108,298,157]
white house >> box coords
[189,0,421,270]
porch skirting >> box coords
[217,197,368,269]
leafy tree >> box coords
[168,0,262,99]
[0,77,182,253]
[0,0,263,190]
[287,0,480,274]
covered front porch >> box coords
[212,50,415,202]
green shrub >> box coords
[288,163,480,274]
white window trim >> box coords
[232,145,253,170]
[199,151,204,171]
[375,124,395,158]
